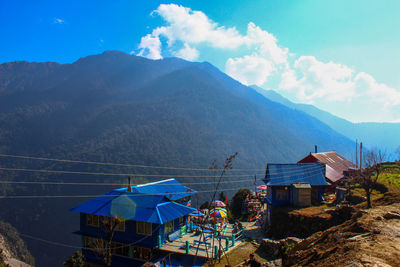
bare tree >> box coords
[92,216,124,267]
[352,149,386,208]
[396,145,400,163]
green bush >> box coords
[63,251,85,267]
[230,188,251,219]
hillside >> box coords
[0,220,34,267]
[0,51,355,266]
[286,200,400,266]
[251,85,400,154]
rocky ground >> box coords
[286,198,400,266]
[214,193,400,267]
[0,235,32,267]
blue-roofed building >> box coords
[71,179,204,267]
[128,178,195,204]
[263,163,329,226]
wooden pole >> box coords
[360,142,363,169]
[355,139,358,168]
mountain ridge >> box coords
[251,85,400,154]
[0,51,356,266]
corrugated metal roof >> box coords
[71,190,196,224]
[263,163,328,186]
[115,178,196,201]
[292,183,312,189]
[311,152,356,183]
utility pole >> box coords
[355,139,358,168]
[254,175,257,194]
[360,142,363,169]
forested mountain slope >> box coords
[0,51,354,265]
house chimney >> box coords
[128,176,132,192]
[314,145,318,153]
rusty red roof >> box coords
[300,152,356,183]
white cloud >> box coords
[279,56,356,102]
[226,54,276,86]
[225,23,289,86]
[137,4,400,122]
[173,43,199,61]
[137,34,162,60]
[54,18,65,24]
[245,22,288,66]
[151,4,244,49]
[354,72,400,107]
[137,4,244,59]
[278,56,400,110]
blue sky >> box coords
[1,0,399,123]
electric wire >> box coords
[0,163,325,178]
[20,225,162,250]
[0,153,266,171]
[0,178,255,186]
[0,167,262,177]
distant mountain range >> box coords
[0,51,356,265]
[251,85,400,156]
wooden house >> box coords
[291,183,312,207]
[71,179,205,267]
[263,163,329,225]
[298,151,357,189]
[263,163,328,206]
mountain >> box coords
[0,51,355,265]
[251,85,400,156]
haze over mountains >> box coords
[0,51,358,265]
[251,85,400,156]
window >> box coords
[164,220,174,234]
[86,214,99,227]
[136,221,152,235]
[111,242,130,257]
[115,220,125,232]
[179,216,185,227]
[83,236,101,249]
[275,189,288,201]
[131,246,151,260]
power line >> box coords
[0,167,262,177]
[20,225,162,250]
[0,188,245,199]
[0,178,254,186]
[0,153,266,172]
[0,166,326,186]
[0,163,325,178]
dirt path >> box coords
[241,222,264,241]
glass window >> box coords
[164,220,174,234]
[83,236,102,249]
[131,246,151,260]
[275,189,288,201]
[141,247,151,260]
[111,242,130,257]
[86,214,99,227]
[132,246,140,259]
[115,220,125,232]
[136,221,152,235]
[179,216,185,227]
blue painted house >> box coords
[263,163,329,225]
[264,163,329,206]
[71,179,202,267]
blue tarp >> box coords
[71,191,197,224]
[263,163,328,186]
[115,178,196,201]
